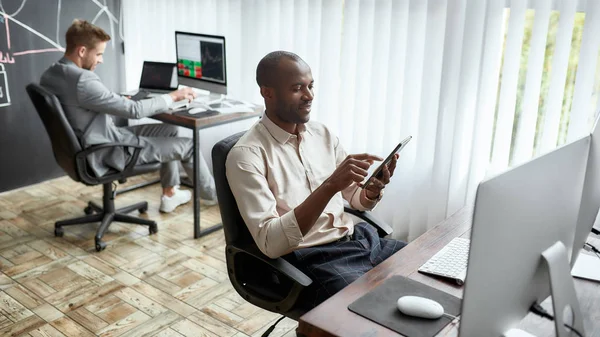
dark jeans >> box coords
[283,222,406,309]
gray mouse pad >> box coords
[348,275,461,337]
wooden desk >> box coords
[152,108,261,238]
[298,206,600,337]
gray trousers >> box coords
[124,124,217,200]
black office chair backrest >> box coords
[212,131,255,246]
[26,83,82,182]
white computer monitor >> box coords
[459,136,590,337]
[571,113,600,267]
[175,31,227,95]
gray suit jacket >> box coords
[40,57,169,177]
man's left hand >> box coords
[362,153,398,200]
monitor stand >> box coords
[503,241,584,337]
[541,241,584,337]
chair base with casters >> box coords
[55,182,158,252]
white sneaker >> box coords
[160,187,192,213]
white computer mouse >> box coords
[396,296,444,319]
[189,107,207,114]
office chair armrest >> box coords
[75,142,144,184]
[344,206,393,237]
[229,244,313,287]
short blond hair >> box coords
[65,19,111,53]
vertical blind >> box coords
[122,0,600,241]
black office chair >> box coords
[26,83,161,252]
[212,131,394,323]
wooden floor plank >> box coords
[28,323,67,337]
[131,282,197,317]
[0,175,288,336]
[31,303,64,323]
[118,310,182,337]
[67,307,109,333]
[96,310,151,337]
[0,314,45,336]
[4,283,45,309]
[0,291,34,322]
[50,316,96,337]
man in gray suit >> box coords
[41,19,217,213]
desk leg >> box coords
[193,128,201,238]
[193,128,223,238]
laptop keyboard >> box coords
[418,237,470,286]
[130,90,150,101]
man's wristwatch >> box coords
[365,189,384,202]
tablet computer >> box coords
[363,135,412,188]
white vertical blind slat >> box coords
[292,0,309,64]
[428,0,467,222]
[304,0,323,89]
[539,0,577,153]
[351,0,376,153]
[377,0,410,237]
[365,0,392,154]
[337,0,360,147]
[382,0,409,145]
[490,0,528,170]
[466,0,506,200]
[394,0,428,239]
[446,0,488,215]
[567,0,600,140]
[315,0,342,132]
[512,0,552,165]
[279,0,294,51]
[409,0,448,233]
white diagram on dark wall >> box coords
[0,63,10,107]
[0,0,121,108]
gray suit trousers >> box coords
[125,124,217,200]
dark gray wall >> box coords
[0,0,124,193]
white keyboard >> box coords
[418,237,470,286]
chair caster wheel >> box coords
[139,206,148,214]
[95,240,106,252]
[55,227,64,237]
[84,206,94,215]
[149,223,158,235]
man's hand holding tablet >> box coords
[360,136,412,201]
[321,136,411,205]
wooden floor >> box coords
[0,173,298,337]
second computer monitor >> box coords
[175,31,227,94]
[459,136,590,337]
[571,113,600,266]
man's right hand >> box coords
[169,87,197,103]
[323,153,383,194]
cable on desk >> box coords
[583,242,600,260]
[529,303,583,337]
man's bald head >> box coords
[256,51,307,88]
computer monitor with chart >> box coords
[175,31,227,94]
[459,136,590,337]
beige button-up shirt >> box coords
[226,115,378,259]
